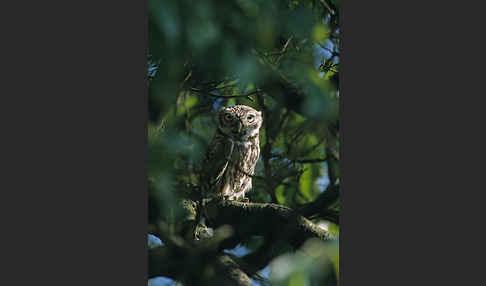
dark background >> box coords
[1,0,481,285]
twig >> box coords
[190,88,262,102]
[276,36,293,64]
[319,0,335,15]
[294,158,327,164]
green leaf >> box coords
[275,185,286,205]
[312,23,328,44]
[299,168,312,201]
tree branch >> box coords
[294,158,327,164]
[298,184,339,224]
[190,88,262,102]
[149,245,253,286]
[150,193,337,284]
[148,225,252,286]
[204,200,335,248]
[239,238,293,276]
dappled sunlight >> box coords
[148,0,340,284]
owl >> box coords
[201,105,263,201]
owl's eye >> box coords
[247,115,254,122]
[224,114,233,121]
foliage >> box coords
[148,0,340,285]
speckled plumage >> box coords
[201,105,262,201]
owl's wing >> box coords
[202,135,234,189]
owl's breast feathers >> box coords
[232,136,260,174]
[201,131,260,200]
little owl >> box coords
[201,105,262,201]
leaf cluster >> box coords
[148,1,340,285]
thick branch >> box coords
[298,184,340,223]
[204,200,335,248]
[149,245,252,286]
[214,254,253,286]
[148,246,182,280]
[239,239,293,276]
[150,196,337,284]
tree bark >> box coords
[149,245,252,286]
[204,200,335,247]
[149,199,337,285]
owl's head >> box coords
[218,105,263,141]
